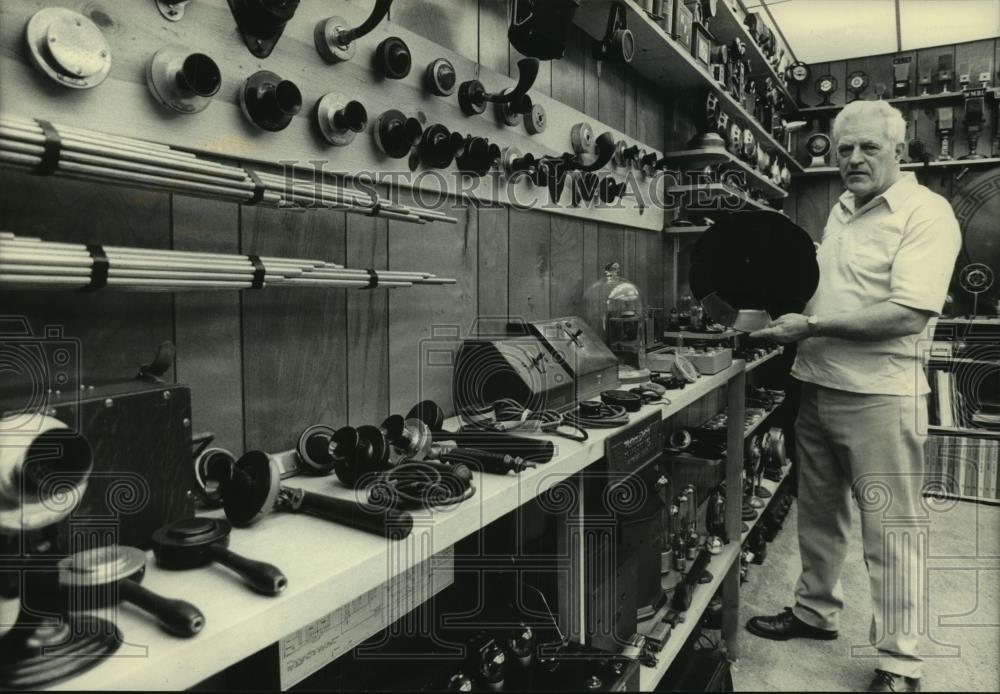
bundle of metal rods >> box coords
[0,232,456,292]
[0,113,456,225]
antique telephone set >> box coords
[960,88,987,160]
[937,106,954,160]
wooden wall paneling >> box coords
[0,172,173,388]
[637,77,667,152]
[581,28,601,119]
[793,178,831,242]
[597,224,625,274]
[477,205,509,321]
[507,208,551,321]
[171,196,244,452]
[549,216,586,318]
[552,26,587,113]
[623,229,640,292]
[387,191,477,416]
[240,207,348,450]
[394,0,479,60]
[583,221,600,281]
[346,214,390,425]
[624,71,639,139]
[827,59,848,109]
[478,0,511,75]
[598,61,628,133]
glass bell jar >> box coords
[583,261,647,370]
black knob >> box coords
[640,151,659,169]
[374,109,423,159]
[334,100,367,133]
[510,153,536,173]
[456,136,500,177]
[176,53,221,98]
[419,124,463,168]
[425,58,457,96]
[240,71,302,132]
[622,144,640,165]
[599,177,626,203]
[458,80,488,115]
[375,36,411,79]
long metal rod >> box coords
[1,233,456,291]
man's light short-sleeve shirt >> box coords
[791,173,962,396]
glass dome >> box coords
[583,261,646,369]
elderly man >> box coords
[745,100,961,692]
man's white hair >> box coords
[832,100,907,147]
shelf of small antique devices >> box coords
[706,0,798,110]
[573,0,803,174]
[661,141,789,200]
[698,388,786,441]
[793,86,1000,116]
[40,374,750,691]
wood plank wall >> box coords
[1,0,712,456]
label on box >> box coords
[606,412,663,474]
[277,547,455,689]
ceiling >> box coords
[743,0,1000,64]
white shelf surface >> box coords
[744,347,783,373]
[637,543,740,691]
[49,364,747,690]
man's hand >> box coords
[749,313,811,343]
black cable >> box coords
[368,460,475,509]
[464,398,589,442]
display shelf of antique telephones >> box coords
[667,182,775,212]
[636,543,740,691]
[45,363,750,690]
[794,87,1000,116]
[573,0,803,174]
[661,148,789,199]
[797,156,1000,176]
[709,0,797,109]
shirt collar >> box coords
[838,172,918,216]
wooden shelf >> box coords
[48,362,748,690]
[795,156,1000,176]
[637,543,740,691]
[928,426,1000,440]
[661,148,788,199]
[709,0,796,110]
[793,87,1000,117]
[573,0,803,174]
[744,347,783,373]
[741,462,792,545]
[664,224,712,234]
[667,183,774,212]
[664,328,741,341]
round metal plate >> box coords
[25,8,111,89]
[314,17,356,63]
[315,93,359,146]
[57,545,145,587]
[571,123,595,154]
[526,103,546,135]
[146,46,217,114]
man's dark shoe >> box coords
[745,606,838,641]
[867,669,920,692]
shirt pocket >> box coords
[849,224,902,273]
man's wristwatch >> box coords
[806,314,820,336]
